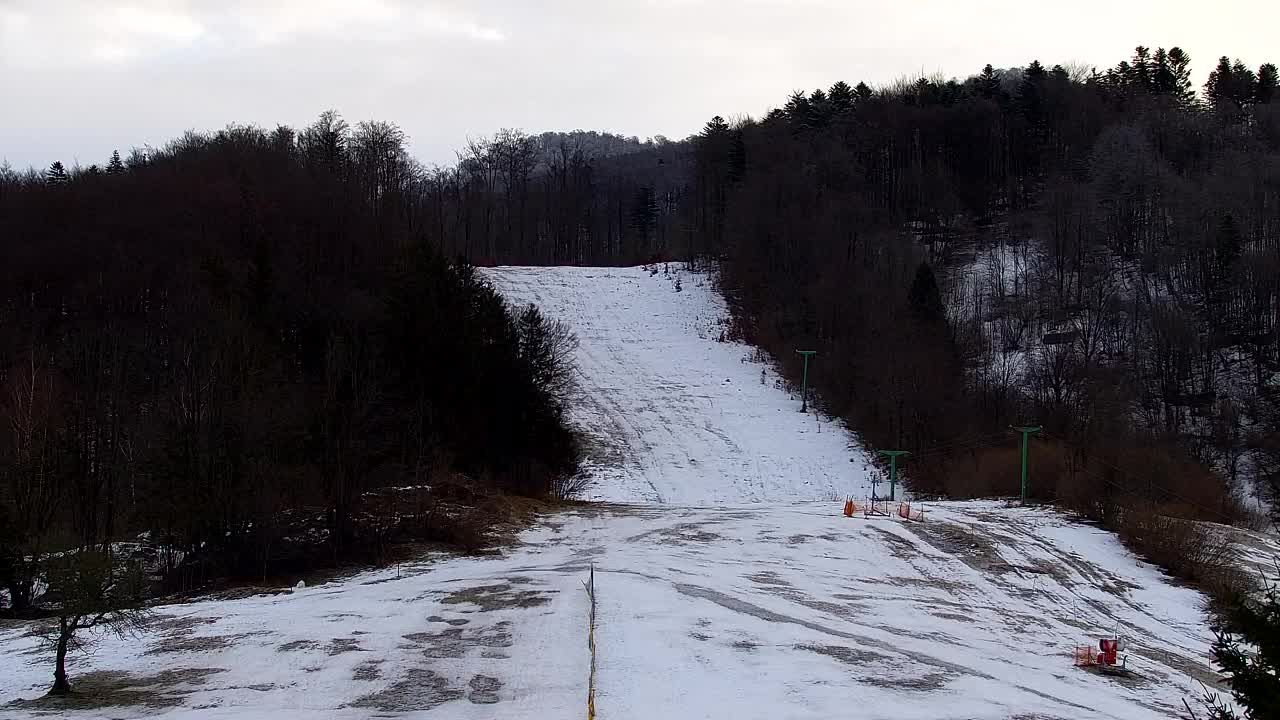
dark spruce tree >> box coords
[45,161,68,184]
[1204,574,1280,719]
[1167,48,1195,105]
[1258,63,1279,104]
[828,81,855,114]
[908,262,946,327]
[977,63,1002,100]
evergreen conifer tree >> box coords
[1017,61,1047,121]
[1152,48,1175,94]
[1168,48,1195,105]
[808,88,832,126]
[828,81,855,114]
[908,263,946,326]
[784,91,813,127]
[45,161,68,184]
[1130,46,1153,90]
[106,150,125,174]
[1204,571,1280,719]
[1258,64,1279,105]
[977,64,1002,100]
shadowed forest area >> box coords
[0,117,581,612]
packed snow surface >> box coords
[483,266,877,504]
[0,265,1264,719]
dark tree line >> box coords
[691,47,1280,518]
[340,45,1280,521]
[0,115,579,613]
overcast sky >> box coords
[2,0,1276,171]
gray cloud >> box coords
[2,0,1276,170]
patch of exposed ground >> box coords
[868,672,951,691]
[402,621,514,659]
[867,525,919,561]
[327,638,363,655]
[879,575,970,596]
[1132,645,1223,688]
[146,634,237,655]
[627,521,724,545]
[796,644,889,665]
[467,674,503,704]
[1071,663,1151,688]
[349,668,463,712]
[148,615,220,634]
[277,640,320,652]
[353,660,384,682]
[440,583,552,611]
[906,521,1013,574]
[6,668,226,711]
[426,615,470,626]
[746,571,791,587]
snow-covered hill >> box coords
[482,266,875,504]
[0,264,1266,720]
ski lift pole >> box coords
[877,450,909,501]
[796,350,817,413]
[1012,425,1042,502]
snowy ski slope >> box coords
[482,266,877,504]
[0,264,1268,719]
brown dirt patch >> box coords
[349,668,463,712]
[6,667,226,710]
[440,583,553,612]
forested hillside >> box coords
[0,119,580,610]
[696,50,1280,520]
[335,46,1280,523]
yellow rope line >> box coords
[586,564,597,719]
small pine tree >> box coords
[1205,56,1236,111]
[783,91,813,127]
[106,149,125,174]
[1130,46,1153,90]
[854,82,873,103]
[908,262,946,326]
[1204,568,1280,719]
[828,81,855,114]
[45,161,68,184]
[1258,64,1278,105]
[1168,48,1196,105]
[977,64,1003,101]
[1206,57,1259,117]
[808,88,832,127]
[1152,48,1175,94]
[701,115,730,139]
[1017,61,1047,122]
